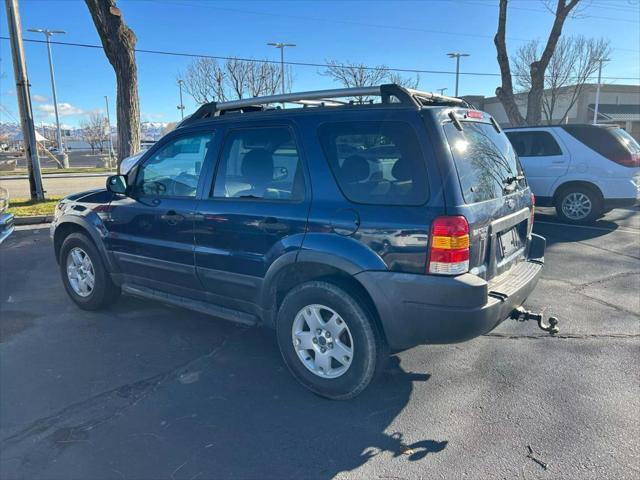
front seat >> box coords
[340,155,371,199]
[235,149,275,198]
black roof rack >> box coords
[178,83,467,127]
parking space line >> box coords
[535,220,640,235]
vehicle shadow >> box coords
[141,332,448,479]
[533,210,619,247]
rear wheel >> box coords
[555,185,602,224]
[276,281,386,400]
[59,233,120,310]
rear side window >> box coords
[561,125,635,163]
[212,127,305,201]
[444,122,526,204]
[318,122,428,206]
[505,131,562,157]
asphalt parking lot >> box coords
[1,208,639,480]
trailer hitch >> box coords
[510,307,559,335]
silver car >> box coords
[0,186,14,244]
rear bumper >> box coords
[0,212,15,244]
[356,234,545,351]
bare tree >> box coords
[322,60,420,102]
[495,0,581,126]
[513,36,611,124]
[179,57,288,104]
[85,0,140,162]
[80,112,108,154]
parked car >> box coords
[0,186,14,244]
[51,84,545,399]
[505,124,640,223]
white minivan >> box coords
[505,124,640,223]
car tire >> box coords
[555,185,603,224]
[59,232,120,310]
[276,281,387,400]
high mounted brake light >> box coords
[428,216,470,275]
[466,110,483,119]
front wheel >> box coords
[276,281,387,400]
[59,232,120,310]
[555,186,603,224]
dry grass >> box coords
[6,197,63,217]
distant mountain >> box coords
[0,121,169,141]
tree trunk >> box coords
[524,0,580,125]
[495,0,580,126]
[85,0,140,163]
[494,0,525,126]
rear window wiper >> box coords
[502,174,525,185]
[502,174,525,193]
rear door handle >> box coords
[160,210,184,224]
[551,160,566,164]
[260,217,286,233]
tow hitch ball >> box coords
[510,307,559,335]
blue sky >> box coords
[1,0,639,127]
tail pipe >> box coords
[510,306,559,335]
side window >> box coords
[136,133,213,197]
[213,127,304,201]
[506,131,562,157]
[318,121,428,206]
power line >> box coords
[1,36,638,82]
[133,0,640,51]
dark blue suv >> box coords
[51,84,545,399]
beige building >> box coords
[471,84,640,140]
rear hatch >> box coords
[441,112,533,281]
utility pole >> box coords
[5,0,44,200]
[267,42,296,104]
[447,52,470,97]
[177,79,185,120]
[437,88,448,95]
[28,28,68,168]
[592,57,610,125]
[104,95,114,166]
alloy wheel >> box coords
[561,192,592,221]
[291,304,354,379]
[66,247,95,297]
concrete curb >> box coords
[14,215,53,225]
[0,172,114,180]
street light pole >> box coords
[177,79,185,120]
[447,52,470,97]
[104,95,114,165]
[28,28,67,167]
[437,88,448,95]
[5,0,44,200]
[592,57,610,125]
[267,42,296,100]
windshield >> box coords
[444,121,526,204]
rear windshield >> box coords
[610,128,640,155]
[444,121,526,204]
[318,121,429,206]
[561,125,637,161]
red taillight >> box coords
[428,216,470,275]
[528,193,535,237]
[612,152,640,167]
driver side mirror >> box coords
[106,175,128,195]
